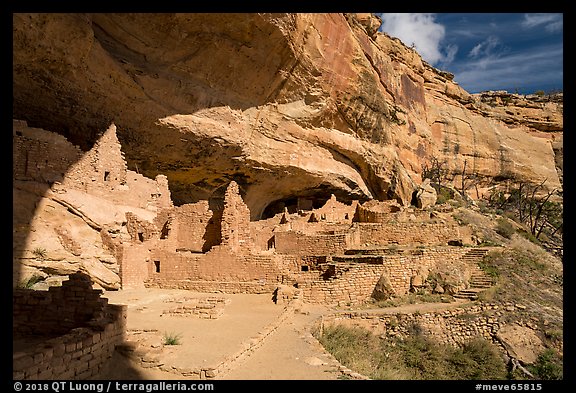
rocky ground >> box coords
[95,288,483,380]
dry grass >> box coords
[316,324,508,380]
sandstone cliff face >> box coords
[470,91,563,133]
[13,13,562,219]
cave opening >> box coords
[260,188,363,220]
[261,195,332,220]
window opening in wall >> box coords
[321,264,336,280]
[154,260,161,273]
[301,265,309,272]
[267,236,275,250]
[104,171,110,181]
[138,232,144,242]
[24,150,29,176]
[160,221,170,239]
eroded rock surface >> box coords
[13,13,562,217]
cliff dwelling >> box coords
[13,119,495,380]
[13,119,477,304]
[12,12,562,382]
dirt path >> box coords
[97,289,474,380]
[219,304,342,380]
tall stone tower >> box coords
[220,181,251,251]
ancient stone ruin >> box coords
[13,272,126,379]
[13,119,487,306]
[12,12,563,381]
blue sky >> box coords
[377,13,563,94]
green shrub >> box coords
[478,259,499,278]
[318,324,508,380]
[517,254,546,272]
[163,332,183,345]
[396,334,444,379]
[435,186,454,206]
[18,275,44,289]
[446,338,508,380]
[517,230,541,246]
[528,349,563,380]
[317,324,386,378]
[495,217,515,239]
[32,247,47,260]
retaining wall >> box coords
[13,273,127,380]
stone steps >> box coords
[470,280,493,289]
[453,288,483,300]
[453,248,494,300]
[459,248,490,262]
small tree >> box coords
[458,159,483,200]
[421,156,449,192]
[486,179,562,243]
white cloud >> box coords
[443,43,458,65]
[468,35,501,59]
[453,44,563,93]
[545,20,563,33]
[522,13,563,32]
[379,13,457,66]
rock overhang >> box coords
[13,12,562,214]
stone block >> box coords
[13,353,34,370]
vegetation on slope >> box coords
[317,201,563,380]
[317,324,508,380]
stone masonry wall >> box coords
[153,202,215,252]
[125,212,159,243]
[120,172,173,211]
[220,181,252,250]
[274,231,352,256]
[59,123,172,210]
[144,246,297,294]
[13,272,109,336]
[297,262,386,304]
[323,302,504,348]
[13,273,127,379]
[173,202,214,252]
[248,217,354,253]
[295,247,469,305]
[353,200,402,223]
[60,124,126,195]
[312,195,357,223]
[13,119,170,212]
[356,222,460,246]
[119,243,151,289]
[249,219,279,251]
[13,119,84,184]
[13,320,125,380]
